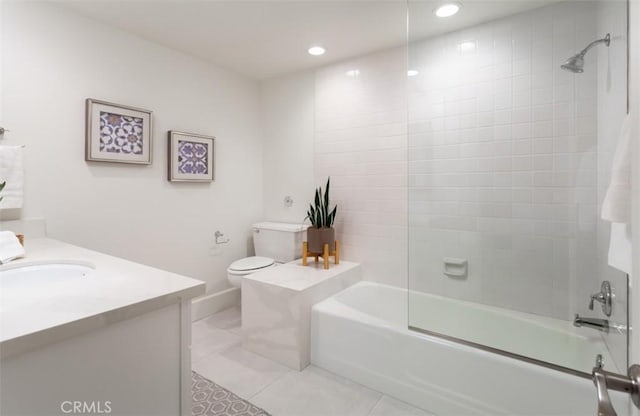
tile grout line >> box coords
[246,367,293,401]
[365,394,384,416]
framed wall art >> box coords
[85,98,152,164]
[168,131,215,182]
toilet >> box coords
[226,222,307,288]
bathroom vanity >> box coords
[0,238,205,416]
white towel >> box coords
[601,113,632,274]
[0,146,24,209]
[0,231,25,264]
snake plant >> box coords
[306,177,337,229]
[0,181,5,202]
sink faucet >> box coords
[574,314,609,332]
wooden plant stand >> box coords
[302,240,340,270]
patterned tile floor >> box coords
[192,371,270,416]
[192,307,433,416]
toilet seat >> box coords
[227,256,275,275]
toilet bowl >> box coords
[226,222,307,289]
[226,256,277,288]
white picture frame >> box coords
[85,98,152,164]
[168,131,215,182]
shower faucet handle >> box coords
[589,293,604,310]
[589,281,613,317]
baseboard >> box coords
[191,287,240,322]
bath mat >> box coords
[192,371,271,416]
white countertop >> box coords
[0,238,205,358]
[243,259,360,291]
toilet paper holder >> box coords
[214,231,230,245]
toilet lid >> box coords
[229,256,275,272]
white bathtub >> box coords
[311,281,626,416]
[408,290,617,375]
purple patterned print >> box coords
[99,111,144,154]
[178,141,208,174]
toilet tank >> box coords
[252,222,308,263]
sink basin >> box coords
[0,261,95,290]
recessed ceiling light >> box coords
[407,70,419,77]
[308,46,326,56]
[346,69,360,77]
[434,3,460,18]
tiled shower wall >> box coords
[314,48,408,288]
[407,1,600,319]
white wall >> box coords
[596,0,629,375]
[260,72,315,223]
[1,2,263,296]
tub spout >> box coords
[574,314,609,333]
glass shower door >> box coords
[407,0,628,375]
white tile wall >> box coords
[407,1,601,320]
[261,72,316,223]
[314,48,408,288]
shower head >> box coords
[561,54,585,73]
[561,33,610,73]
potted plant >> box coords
[305,177,337,253]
